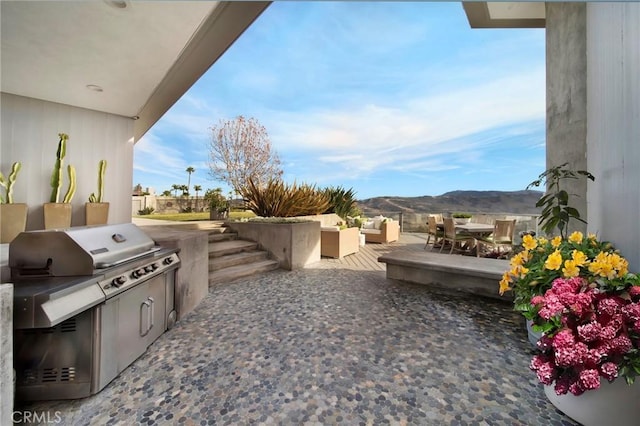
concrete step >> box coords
[209,260,280,285]
[208,232,237,243]
[208,240,258,258]
[209,250,269,271]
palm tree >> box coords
[180,184,189,196]
[161,190,171,197]
[171,184,180,197]
[185,166,195,195]
[193,185,202,211]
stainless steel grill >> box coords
[10,223,180,401]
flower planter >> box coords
[544,379,640,426]
[0,203,28,243]
[526,319,542,348]
[453,217,471,225]
[43,202,72,229]
[85,202,109,225]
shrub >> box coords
[239,178,330,217]
[138,206,155,215]
[322,186,361,220]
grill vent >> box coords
[60,317,77,333]
[21,367,77,384]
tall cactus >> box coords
[62,165,76,203]
[50,133,68,203]
[0,161,22,204]
[89,160,107,203]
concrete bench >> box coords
[378,251,511,302]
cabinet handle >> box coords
[140,300,151,337]
[148,296,155,332]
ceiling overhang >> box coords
[463,2,546,29]
[1,1,271,141]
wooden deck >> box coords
[318,233,429,271]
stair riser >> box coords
[209,262,279,285]
[209,252,269,270]
[209,245,258,258]
[208,233,237,243]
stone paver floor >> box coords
[19,266,576,425]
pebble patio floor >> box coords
[20,266,577,425]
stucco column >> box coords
[0,284,14,425]
[545,3,588,235]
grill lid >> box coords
[9,223,156,277]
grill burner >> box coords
[10,223,180,400]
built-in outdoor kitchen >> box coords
[0,221,209,410]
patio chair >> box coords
[476,219,516,257]
[424,215,444,249]
[440,217,475,254]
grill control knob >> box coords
[151,263,159,271]
[112,276,126,287]
[163,257,174,265]
[131,269,146,279]
[144,266,154,273]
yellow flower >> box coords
[537,237,548,246]
[510,251,529,268]
[551,236,562,248]
[588,233,598,240]
[571,250,589,267]
[522,234,537,251]
[568,231,583,244]
[545,249,563,270]
[562,259,580,278]
[499,273,512,295]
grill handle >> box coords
[148,297,155,333]
[140,300,151,337]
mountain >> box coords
[357,190,543,215]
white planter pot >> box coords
[544,379,640,426]
[526,319,542,348]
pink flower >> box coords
[598,298,623,316]
[555,342,588,367]
[531,295,545,306]
[584,349,602,368]
[629,286,640,299]
[579,369,601,391]
[554,374,573,395]
[534,362,557,386]
[552,329,576,349]
[634,319,640,331]
[600,325,617,340]
[537,335,554,351]
[622,303,640,321]
[577,322,602,342]
[569,381,585,396]
[600,362,618,381]
[609,334,632,354]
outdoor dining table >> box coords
[435,222,495,254]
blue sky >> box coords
[133,2,545,200]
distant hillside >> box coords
[357,190,543,215]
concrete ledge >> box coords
[378,251,511,302]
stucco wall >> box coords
[585,3,640,271]
[0,93,134,229]
[545,3,588,235]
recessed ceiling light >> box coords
[86,84,104,92]
[103,0,129,9]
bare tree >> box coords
[208,116,283,193]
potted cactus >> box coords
[0,161,28,243]
[43,133,76,229]
[85,160,109,225]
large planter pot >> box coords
[43,202,72,229]
[209,210,228,220]
[85,202,109,225]
[544,379,640,426]
[0,203,28,243]
[526,319,543,348]
[454,217,471,224]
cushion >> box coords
[362,221,376,229]
[360,228,381,235]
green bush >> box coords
[239,178,330,217]
[322,186,361,220]
[138,206,155,215]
